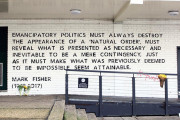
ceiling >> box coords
[0,0,180,22]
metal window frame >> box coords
[0,63,3,86]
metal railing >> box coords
[65,69,177,116]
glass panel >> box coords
[0,63,3,86]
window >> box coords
[0,63,2,86]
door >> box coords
[0,27,8,90]
[177,47,180,98]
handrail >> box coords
[65,69,176,116]
[65,69,177,76]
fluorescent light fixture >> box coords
[70,9,81,14]
[168,10,179,16]
[130,0,143,4]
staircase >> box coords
[63,105,97,120]
[0,96,179,120]
[0,95,98,120]
[0,95,56,120]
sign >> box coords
[78,78,88,88]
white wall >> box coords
[0,19,179,98]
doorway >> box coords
[0,27,8,90]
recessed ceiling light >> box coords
[70,9,81,14]
[168,10,179,16]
